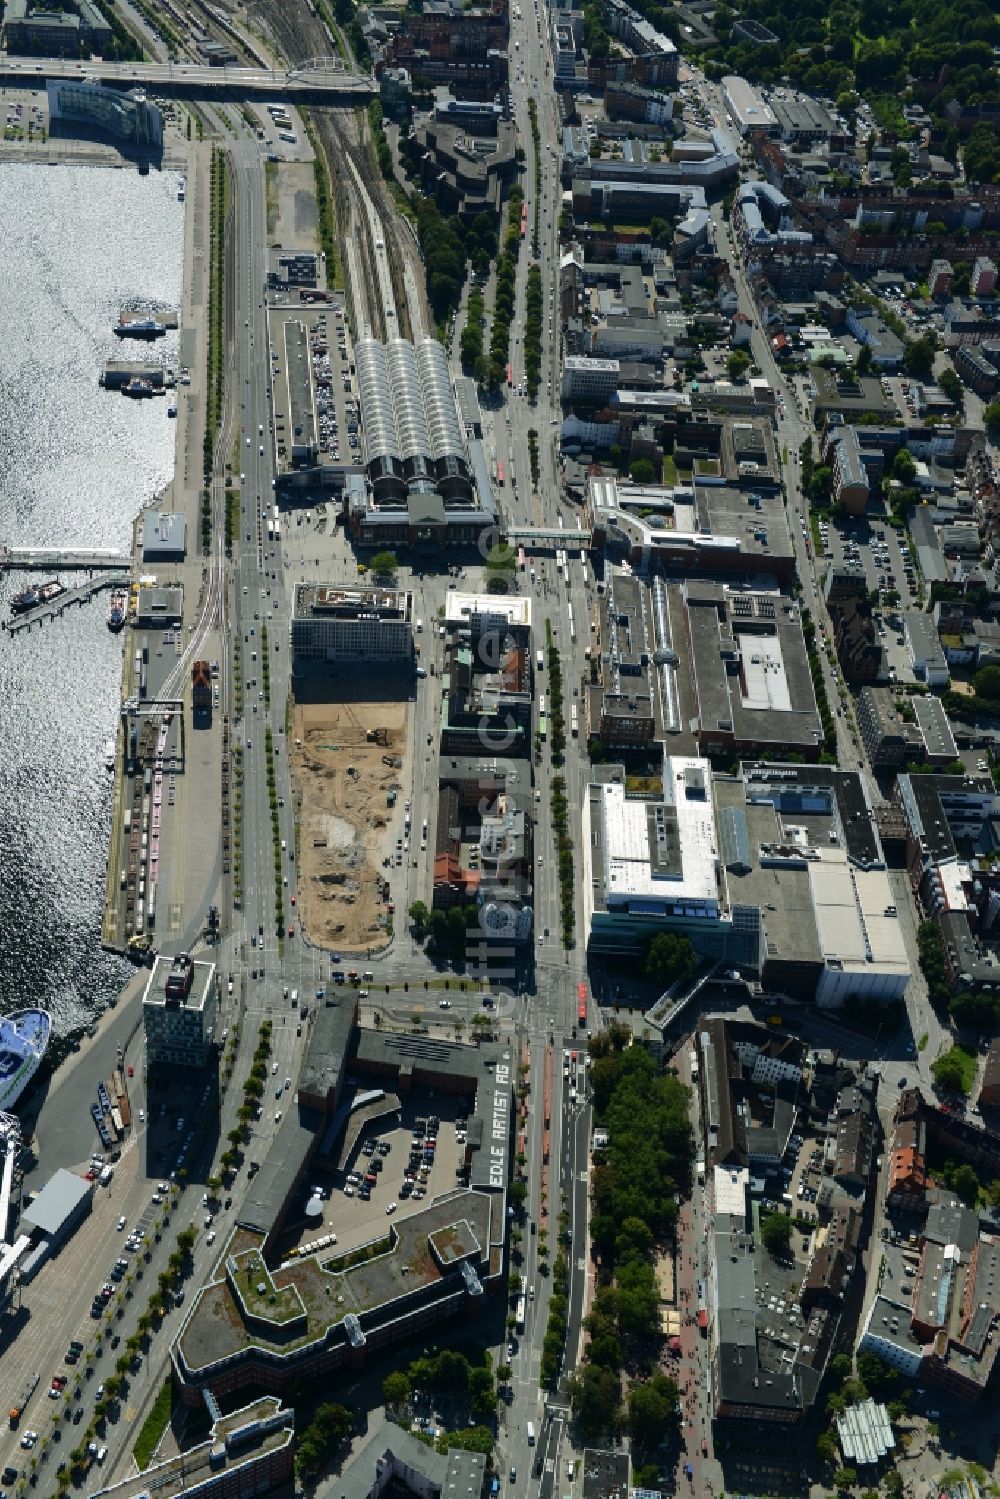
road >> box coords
[0,55,371,101]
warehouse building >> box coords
[722,76,778,136]
[291,585,414,670]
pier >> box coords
[5,574,130,634]
[0,546,131,571]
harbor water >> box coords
[0,162,184,1032]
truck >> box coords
[10,1372,39,1428]
[536,649,544,671]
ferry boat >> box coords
[104,738,115,770]
[0,1010,52,1114]
[114,317,166,340]
[107,592,127,632]
[10,580,65,616]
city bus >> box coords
[515,1294,526,1333]
[571,705,579,737]
[497,460,506,486]
[538,713,547,742]
[577,983,587,1028]
[506,363,513,387]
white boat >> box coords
[0,1010,52,1114]
[104,738,115,770]
[177,176,186,201]
[167,400,177,418]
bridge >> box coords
[1,545,131,571]
[0,55,376,103]
[504,526,593,547]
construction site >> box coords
[290,697,410,954]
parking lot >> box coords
[283,1104,469,1257]
[821,514,921,677]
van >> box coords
[290,989,298,1006]
[96,1447,108,1465]
[527,1422,535,1446]
[99,1165,114,1186]
[416,618,423,633]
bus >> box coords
[519,202,528,238]
[577,984,587,1028]
[538,713,547,742]
[497,460,506,486]
[571,705,579,737]
[515,1294,526,1333]
[506,363,513,387]
[518,546,526,571]
[538,695,546,716]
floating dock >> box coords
[5,574,130,634]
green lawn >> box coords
[133,1380,173,1470]
[662,453,677,485]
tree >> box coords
[468,1363,496,1420]
[616,1259,660,1340]
[975,664,1000,701]
[760,1213,793,1259]
[938,367,964,408]
[627,1373,678,1455]
[567,1363,621,1441]
[726,348,751,381]
[295,1402,352,1476]
[643,931,696,989]
[616,1216,653,1263]
[902,334,936,380]
[629,457,656,484]
[984,401,1000,436]
[834,1468,858,1494]
[383,1371,411,1412]
[892,448,916,484]
[855,344,873,375]
[816,1430,839,1465]
[408,900,430,939]
[370,550,397,577]
[931,1048,970,1096]
[951,1162,980,1207]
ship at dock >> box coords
[10,580,65,616]
[104,737,115,770]
[106,592,127,632]
[114,317,166,340]
[0,1009,52,1114]
[124,378,154,398]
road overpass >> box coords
[0,55,376,103]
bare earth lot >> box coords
[291,697,409,954]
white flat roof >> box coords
[601,757,719,910]
[444,592,533,629]
[738,631,792,713]
[809,853,910,975]
[714,1164,749,1221]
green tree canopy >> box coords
[761,1212,793,1259]
[627,1373,679,1455]
[644,931,697,988]
[726,348,751,381]
[370,550,397,576]
[629,457,656,484]
[567,1363,621,1441]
